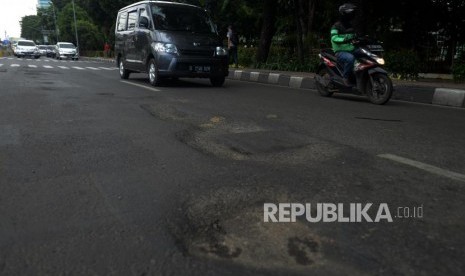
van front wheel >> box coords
[119,60,130,79]
[148,59,161,86]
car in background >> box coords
[38,45,48,56]
[46,45,56,57]
[14,40,40,59]
[54,42,79,60]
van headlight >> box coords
[154,43,178,54]
[216,46,228,56]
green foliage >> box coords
[76,20,103,51]
[452,62,465,82]
[56,3,103,50]
[20,15,42,42]
[237,46,319,72]
[237,47,256,67]
[384,50,423,80]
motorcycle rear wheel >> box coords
[316,68,334,97]
[366,73,393,105]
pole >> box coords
[51,3,59,43]
[71,0,79,52]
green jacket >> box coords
[331,21,355,53]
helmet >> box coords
[339,3,357,16]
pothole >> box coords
[172,187,364,275]
[178,128,342,164]
[189,207,323,269]
[141,103,342,164]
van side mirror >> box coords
[139,17,150,29]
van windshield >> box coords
[151,4,216,34]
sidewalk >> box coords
[228,68,465,108]
[80,56,465,108]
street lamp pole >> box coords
[71,0,79,52]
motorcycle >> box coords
[315,37,393,105]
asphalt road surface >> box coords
[1,57,464,275]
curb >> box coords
[227,69,465,108]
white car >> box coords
[55,42,79,60]
[15,40,40,59]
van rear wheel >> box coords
[148,59,161,86]
[119,59,130,79]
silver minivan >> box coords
[115,1,229,87]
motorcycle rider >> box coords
[330,3,360,86]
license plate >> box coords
[190,65,210,73]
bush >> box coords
[237,46,319,72]
[452,62,465,82]
[237,46,256,67]
[384,50,423,80]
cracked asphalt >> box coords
[0,57,464,275]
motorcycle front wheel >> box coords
[366,73,393,105]
[315,68,334,97]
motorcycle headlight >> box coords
[154,43,178,54]
[216,46,228,56]
[376,58,385,65]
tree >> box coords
[256,0,278,63]
[20,15,42,42]
[37,7,59,44]
[56,2,103,50]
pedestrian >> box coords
[104,42,111,58]
[227,25,239,68]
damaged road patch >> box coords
[141,102,342,164]
[170,186,365,275]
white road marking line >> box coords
[11,64,20,67]
[43,65,54,69]
[44,59,50,62]
[72,66,84,70]
[120,80,160,92]
[58,66,69,69]
[86,67,100,70]
[0,64,3,67]
[99,67,113,70]
[378,154,465,183]
[7,58,13,60]
[28,65,37,68]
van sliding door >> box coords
[125,9,139,69]
[134,6,152,71]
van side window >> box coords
[128,11,138,30]
[117,12,128,31]
[139,8,150,28]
